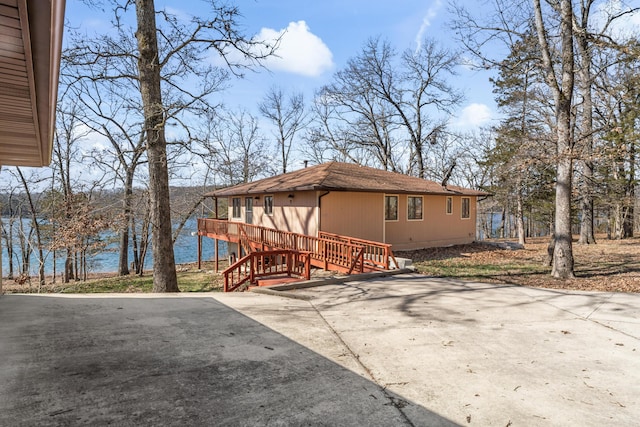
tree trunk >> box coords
[534,0,575,279]
[553,152,575,278]
[623,206,634,238]
[118,218,130,276]
[18,221,29,276]
[576,9,596,245]
[498,207,506,239]
[16,168,46,290]
[132,218,141,274]
[624,140,636,238]
[516,181,526,245]
[74,251,79,281]
[139,210,151,276]
[118,171,135,276]
[64,248,72,283]
[578,185,595,244]
[2,218,15,279]
[135,0,178,292]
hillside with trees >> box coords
[1,0,638,290]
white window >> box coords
[446,197,453,215]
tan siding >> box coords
[223,192,478,251]
[384,195,477,250]
[320,192,383,241]
[228,192,318,236]
[264,191,317,236]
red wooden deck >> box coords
[197,218,397,291]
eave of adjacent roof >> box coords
[0,0,66,167]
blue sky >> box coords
[66,0,497,131]
[223,0,497,129]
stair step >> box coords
[256,276,303,287]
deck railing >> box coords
[198,218,396,275]
[222,250,311,292]
[318,231,397,270]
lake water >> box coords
[1,217,228,276]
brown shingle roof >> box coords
[208,162,488,197]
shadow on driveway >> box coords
[0,294,456,426]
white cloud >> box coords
[73,124,111,155]
[593,1,640,39]
[414,0,443,53]
[257,21,334,77]
[163,6,191,23]
[453,103,493,129]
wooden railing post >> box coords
[324,241,328,270]
[249,255,255,287]
[286,252,292,277]
[305,253,311,280]
[384,247,389,269]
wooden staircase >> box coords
[222,250,311,292]
[198,219,398,292]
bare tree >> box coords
[0,187,18,280]
[488,29,556,245]
[573,1,640,244]
[532,0,576,278]
[451,0,639,277]
[317,37,462,177]
[304,90,414,169]
[398,40,463,177]
[593,42,640,239]
[207,108,272,185]
[259,86,307,174]
[51,92,96,282]
[65,0,276,291]
[13,168,46,290]
[66,76,148,276]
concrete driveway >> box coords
[1,273,639,426]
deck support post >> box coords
[215,238,219,272]
[197,233,202,270]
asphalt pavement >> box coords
[1,273,638,426]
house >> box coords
[0,0,66,292]
[204,162,488,254]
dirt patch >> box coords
[395,235,640,293]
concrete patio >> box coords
[1,273,638,426]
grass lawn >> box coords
[4,237,640,293]
[3,262,225,294]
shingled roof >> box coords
[209,162,488,197]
